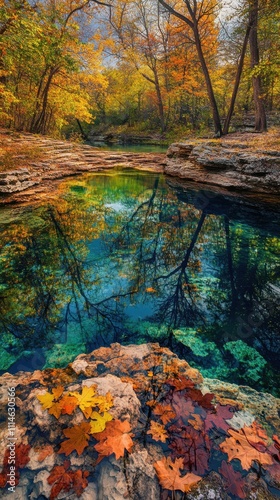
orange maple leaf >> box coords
[93,419,134,461]
[147,421,168,442]
[154,457,201,492]
[146,287,157,293]
[58,422,91,456]
[59,395,79,415]
[153,403,176,425]
[220,427,273,470]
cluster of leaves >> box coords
[144,375,280,497]
[36,383,134,497]
[6,371,279,499]
[47,460,89,500]
[0,444,31,488]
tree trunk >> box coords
[193,23,223,136]
[223,23,252,135]
[249,0,267,132]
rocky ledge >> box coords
[165,139,280,194]
[0,130,165,202]
[0,343,279,499]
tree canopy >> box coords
[0,0,279,136]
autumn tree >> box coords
[0,0,108,134]
[248,0,267,131]
[156,0,223,135]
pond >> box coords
[87,141,168,153]
[0,170,279,397]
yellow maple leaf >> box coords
[37,386,64,419]
[90,411,113,434]
[69,385,97,419]
[93,393,114,412]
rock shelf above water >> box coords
[164,140,280,195]
[1,129,280,205]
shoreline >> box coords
[0,129,280,205]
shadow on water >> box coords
[0,170,279,395]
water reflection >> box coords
[0,172,279,394]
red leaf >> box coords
[204,404,234,433]
[170,392,195,424]
[219,460,246,498]
[47,461,89,499]
[48,462,72,500]
[72,470,89,497]
[186,389,214,409]
[0,443,30,489]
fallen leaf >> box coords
[0,444,31,488]
[93,393,114,412]
[204,404,234,433]
[154,457,201,492]
[147,421,168,442]
[153,403,176,425]
[72,469,89,497]
[188,413,204,431]
[47,461,89,499]
[90,411,113,434]
[58,422,91,456]
[220,427,273,470]
[273,435,280,451]
[59,395,78,415]
[166,376,195,391]
[219,460,246,498]
[146,287,157,293]
[186,389,214,410]
[69,385,97,418]
[37,386,64,419]
[15,443,31,468]
[94,419,134,461]
[48,462,72,500]
[170,392,195,424]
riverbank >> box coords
[1,128,280,204]
[165,131,280,195]
[0,129,165,203]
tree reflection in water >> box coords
[0,172,279,393]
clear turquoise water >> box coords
[0,171,279,395]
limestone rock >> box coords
[165,141,280,194]
[71,342,203,387]
[202,378,280,434]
